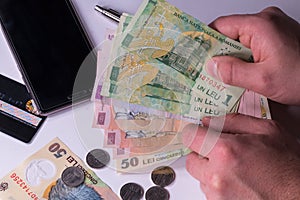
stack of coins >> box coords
[119,166,176,200]
[145,166,175,200]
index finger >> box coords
[182,123,206,151]
[209,14,255,49]
[182,123,222,156]
[209,7,286,49]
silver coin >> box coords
[61,167,85,188]
[86,149,110,169]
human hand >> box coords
[206,7,300,105]
[182,114,300,200]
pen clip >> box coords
[107,8,122,17]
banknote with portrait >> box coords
[0,138,119,200]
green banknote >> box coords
[121,0,252,79]
[102,1,255,119]
[101,13,194,100]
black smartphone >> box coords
[0,0,96,115]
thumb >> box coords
[206,56,264,91]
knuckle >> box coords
[263,6,282,12]
[226,113,240,123]
[264,120,281,132]
[215,140,235,162]
[248,14,268,26]
[261,6,284,18]
[217,57,235,85]
[213,15,229,26]
[208,173,227,195]
[255,8,286,31]
[248,12,278,32]
[221,71,232,85]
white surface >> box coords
[0,0,300,199]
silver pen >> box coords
[94,5,121,23]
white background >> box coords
[1,0,300,199]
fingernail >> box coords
[206,59,221,80]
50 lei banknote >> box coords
[0,138,119,200]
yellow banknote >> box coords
[0,138,119,200]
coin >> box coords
[86,149,110,169]
[120,182,144,200]
[61,167,85,188]
[145,186,170,200]
[151,166,176,187]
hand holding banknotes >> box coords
[207,6,300,105]
[183,6,300,199]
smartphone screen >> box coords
[0,0,96,115]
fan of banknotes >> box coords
[91,0,271,172]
